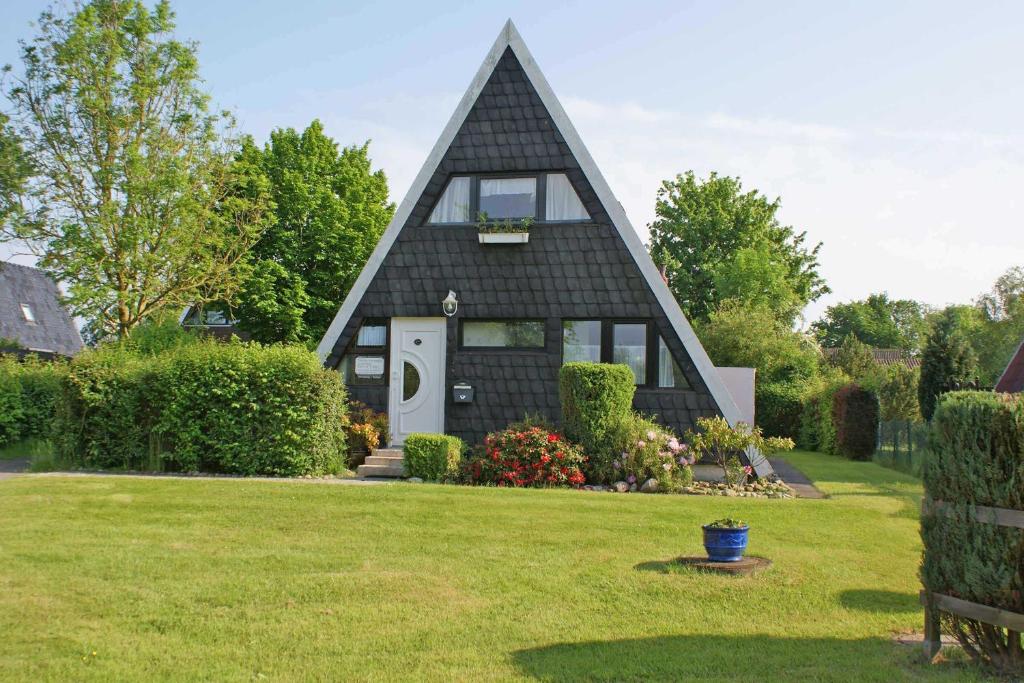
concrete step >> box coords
[373,448,404,458]
[356,463,406,478]
[364,454,404,467]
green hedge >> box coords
[559,362,635,476]
[756,381,804,439]
[832,384,879,460]
[404,433,464,481]
[921,391,1023,671]
[797,377,847,454]
[55,341,347,476]
[0,357,65,448]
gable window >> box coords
[562,320,601,363]
[658,336,691,389]
[426,173,589,224]
[429,176,471,223]
[19,304,36,323]
[613,323,647,384]
[546,173,588,221]
[340,321,387,386]
[479,177,537,219]
[461,320,544,349]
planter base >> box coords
[674,556,772,576]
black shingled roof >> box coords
[0,262,83,357]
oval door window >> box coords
[402,361,421,401]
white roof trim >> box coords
[315,21,764,473]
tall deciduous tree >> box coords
[0,113,31,227]
[2,1,268,338]
[812,293,928,350]
[648,171,828,325]
[235,121,393,345]
[918,310,978,420]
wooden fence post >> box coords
[922,590,942,661]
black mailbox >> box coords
[453,383,474,403]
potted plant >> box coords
[476,211,533,244]
[702,517,749,562]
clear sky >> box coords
[2,0,1022,323]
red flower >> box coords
[546,433,559,443]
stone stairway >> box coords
[356,448,406,478]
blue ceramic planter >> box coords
[702,525,749,562]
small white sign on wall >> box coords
[354,356,385,378]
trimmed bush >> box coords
[55,341,347,476]
[404,433,464,481]
[559,362,635,475]
[921,391,1023,671]
[797,374,848,454]
[756,381,804,439]
[0,357,65,448]
[832,384,879,460]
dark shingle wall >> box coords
[0,263,83,357]
[328,47,722,443]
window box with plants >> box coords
[477,213,533,244]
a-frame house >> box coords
[318,21,765,474]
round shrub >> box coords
[607,414,694,492]
[462,425,586,488]
[831,384,880,460]
[921,391,1023,672]
[559,362,635,476]
[404,433,464,481]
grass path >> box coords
[0,451,981,681]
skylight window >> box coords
[19,304,36,323]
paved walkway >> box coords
[0,458,29,480]
[769,458,827,499]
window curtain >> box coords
[545,173,589,220]
[658,337,676,387]
[613,324,646,384]
[479,177,536,218]
[562,321,601,363]
[357,325,387,347]
[428,177,471,223]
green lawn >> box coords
[0,451,981,681]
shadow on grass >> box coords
[839,589,919,614]
[512,635,943,681]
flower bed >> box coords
[462,424,586,488]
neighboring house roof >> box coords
[995,339,1024,393]
[821,346,922,369]
[315,21,766,475]
[0,262,83,357]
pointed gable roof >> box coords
[0,262,83,357]
[316,21,751,453]
[995,338,1024,393]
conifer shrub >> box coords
[921,391,1024,672]
[404,434,464,481]
[832,384,880,460]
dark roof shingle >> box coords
[0,262,83,357]
[995,340,1024,393]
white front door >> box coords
[388,318,446,445]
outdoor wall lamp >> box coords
[442,290,458,317]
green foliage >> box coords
[558,362,636,477]
[0,112,31,227]
[606,414,693,491]
[797,369,850,453]
[919,309,978,420]
[828,336,881,386]
[812,293,928,350]
[685,416,793,484]
[647,171,827,326]
[696,301,820,438]
[878,364,920,422]
[973,267,1024,385]
[463,425,586,488]
[0,357,64,447]
[403,434,464,481]
[705,518,748,529]
[921,391,1023,671]
[3,1,270,338]
[54,341,347,475]
[831,384,880,460]
[234,121,394,344]
[121,313,202,356]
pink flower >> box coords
[743,465,753,475]
[620,451,629,459]
[627,475,636,484]
[612,460,621,470]
[667,438,681,452]
[637,440,646,448]
[677,456,688,465]
[662,462,672,471]
[646,431,657,441]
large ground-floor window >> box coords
[561,320,691,389]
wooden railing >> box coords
[920,498,1024,659]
